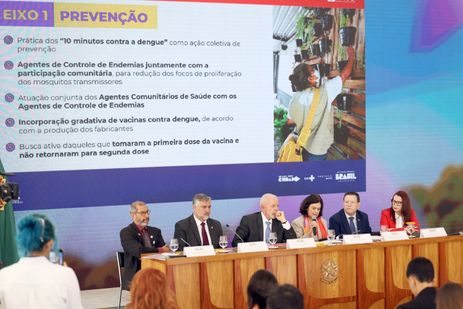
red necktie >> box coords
[201,222,209,245]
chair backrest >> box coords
[116,251,124,287]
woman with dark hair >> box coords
[0,214,83,308]
[436,282,463,309]
[126,268,179,309]
[380,191,420,232]
[291,194,328,239]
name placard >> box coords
[183,245,216,257]
[237,241,269,253]
[381,230,409,242]
[343,233,373,245]
[286,238,316,249]
[420,227,447,238]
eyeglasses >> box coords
[137,210,151,216]
[391,200,403,206]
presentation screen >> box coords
[1,0,365,210]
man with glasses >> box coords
[120,201,168,290]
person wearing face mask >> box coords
[231,193,296,247]
[284,46,355,161]
[291,194,328,240]
[328,192,372,237]
[380,191,420,232]
[120,201,168,290]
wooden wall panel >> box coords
[357,248,385,308]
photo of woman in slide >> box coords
[273,7,365,162]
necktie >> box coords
[201,222,209,245]
[265,221,271,243]
[142,230,152,248]
[348,217,357,234]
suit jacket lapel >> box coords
[130,222,143,242]
[257,213,263,241]
[340,210,351,234]
[207,219,217,245]
[189,215,202,245]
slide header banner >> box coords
[0,1,157,28]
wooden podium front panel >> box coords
[234,257,265,309]
[357,248,385,309]
[412,242,439,286]
[201,260,234,309]
[440,240,463,284]
[385,245,412,309]
[298,249,357,309]
[173,263,201,309]
[265,254,297,286]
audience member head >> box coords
[260,193,279,220]
[405,257,435,296]
[247,269,278,309]
[127,268,179,309]
[267,284,304,309]
[130,201,150,227]
[436,282,463,309]
[390,190,413,222]
[343,192,360,216]
[299,194,324,219]
[17,214,56,257]
[192,193,212,222]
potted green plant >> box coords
[336,93,353,111]
[319,37,332,54]
[339,11,356,46]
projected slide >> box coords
[0,0,365,209]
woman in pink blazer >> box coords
[380,191,420,232]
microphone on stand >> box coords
[226,224,244,244]
[311,216,318,239]
[180,238,191,247]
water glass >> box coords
[169,238,179,253]
[219,235,228,249]
[327,229,335,243]
[268,232,277,246]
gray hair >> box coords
[192,193,211,205]
[260,193,278,207]
[130,201,146,213]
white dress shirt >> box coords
[260,212,291,240]
[193,215,211,245]
[344,211,358,232]
[0,256,83,309]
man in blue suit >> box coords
[328,192,372,236]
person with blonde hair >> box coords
[126,268,179,309]
[436,282,463,309]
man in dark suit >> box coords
[328,192,372,236]
[232,193,296,247]
[174,193,223,251]
[120,201,168,290]
[397,257,436,309]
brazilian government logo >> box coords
[321,259,338,284]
